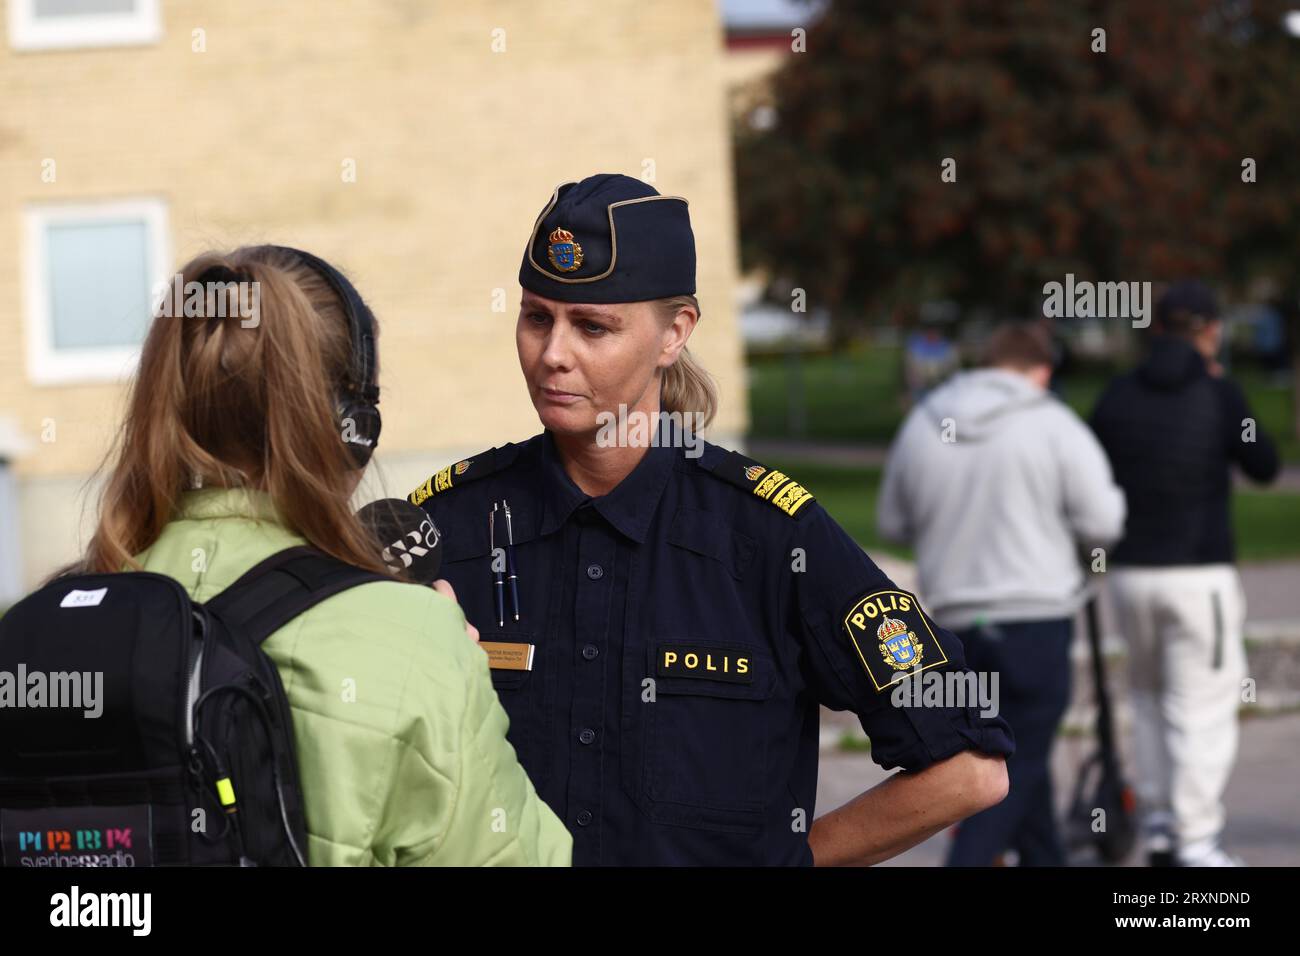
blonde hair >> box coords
[654,295,718,429]
[77,245,389,577]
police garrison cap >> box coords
[519,173,696,304]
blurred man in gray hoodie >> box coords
[878,322,1126,866]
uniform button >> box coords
[579,728,597,745]
[582,644,599,660]
[586,564,604,580]
[576,810,593,827]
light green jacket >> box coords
[134,488,571,867]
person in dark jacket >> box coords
[1090,280,1280,867]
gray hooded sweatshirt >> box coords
[877,368,1126,630]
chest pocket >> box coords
[631,638,775,833]
[434,501,554,790]
[666,507,757,580]
[478,629,553,791]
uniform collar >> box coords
[539,425,678,544]
[174,487,284,523]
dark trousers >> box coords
[946,618,1073,867]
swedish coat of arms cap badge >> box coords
[547,227,583,273]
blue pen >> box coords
[504,500,520,622]
[490,502,505,627]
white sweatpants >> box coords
[1107,564,1248,847]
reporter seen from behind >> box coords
[70,245,571,866]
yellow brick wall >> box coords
[0,1,747,587]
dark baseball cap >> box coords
[1156,279,1220,329]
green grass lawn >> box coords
[1233,367,1300,464]
[749,344,1300,461]
[766,458,1300,563]
[750,343,1299,559]
[761,458,908,560]
[748,345,907,444]
[1232,491,1300,561]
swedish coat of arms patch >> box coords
[842,588,950,692]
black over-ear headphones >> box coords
[262,245,382,468]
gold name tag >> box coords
[484,641,535,672]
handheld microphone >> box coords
[356,498,443,584]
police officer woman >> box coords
[75,245,570,865]
[410,175,1012,865]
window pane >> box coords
[46,220,152,351]
[33,0,137,17]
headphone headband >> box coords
[253,245,381,467]
[263,245,379,404]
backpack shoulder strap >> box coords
[204,546,390,645]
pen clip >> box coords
[490,501,504,628]
[502,499,520,623]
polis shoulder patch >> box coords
[704,449,816,518]
[407,443,521,507]
[842,588,950,692]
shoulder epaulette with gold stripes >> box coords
[407,442,522,507]
[702,449,816,519]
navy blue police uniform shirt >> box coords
[409,431,1014,866]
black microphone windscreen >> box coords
[356,498,443,584]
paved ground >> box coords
[764,437,1300,865]
[816,709,1300,867]
[816,591,1300,865]
[1238,561,1300,636]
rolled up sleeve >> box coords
[791,505,1015,772]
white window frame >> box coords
[7,0,161,52]
[22,197,171,386]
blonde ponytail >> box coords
[80,245,390,577]
[656,295,718,429]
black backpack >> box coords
[0,547,385,867]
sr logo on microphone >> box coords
[356,498,444,582]
[381,517,440,571]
